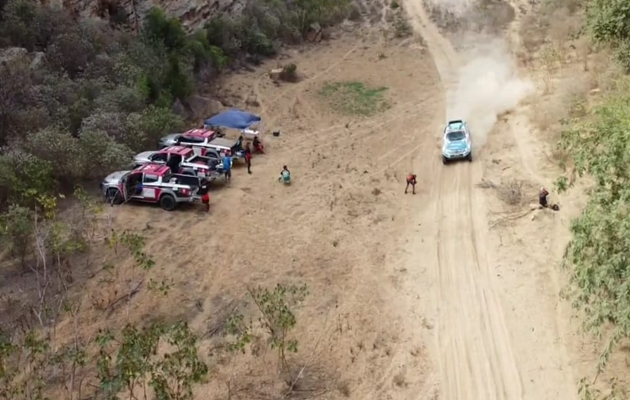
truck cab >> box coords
[101,164,206,211]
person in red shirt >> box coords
[244,144,252,174]
[405,174,417,194]
[202,193,210,212]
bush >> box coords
[557,77,630,375]
[588,0,630,70]
[205,0,351,58]
[280,63,299,82]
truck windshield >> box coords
[446,131,466,141]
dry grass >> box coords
[590,50,625,92]
[476,179,524,206]
[519,0,584,55]
[560,78,590,118]
[337,380,351,397]
[531,98,564,132]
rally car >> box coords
[100,164,207,211]
[442,119,472,164]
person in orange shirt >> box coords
[405,174,417,194]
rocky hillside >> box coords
[61,0,247,30]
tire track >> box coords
[403,1,524,399]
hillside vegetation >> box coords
[0,0,351,208]
[554,0,630,398]
[0,0,351,398]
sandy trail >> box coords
[401,0,575,399]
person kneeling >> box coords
[279,165,291,183]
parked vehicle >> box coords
[159,129,238,158]
[442,119,473,164]
[100,164,208,211]
[159,128,217,148]
[132,146,222,180]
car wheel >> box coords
[467,153,473,162]
[106,189,123,205]
[160,194,177,211]
[442,156,448,165]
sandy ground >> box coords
[5,0,613,398]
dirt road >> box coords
[396,0,580,399]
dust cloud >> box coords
[447,39,534,149]
[424,0,534,149]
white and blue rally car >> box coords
[442,119,472,164]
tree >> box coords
[587,0,630,70]
[226,284,308,371]
[96,321,208,400]
[0,205,33,267]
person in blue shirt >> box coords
[222,152,233,182]
[279,165,290,183]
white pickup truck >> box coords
[159,129,241,158]
[133,146,223,180]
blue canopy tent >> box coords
[204,109,262,130]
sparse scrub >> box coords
[0,191,211,399]
[280,63,299,82]
[539,44,564,93]
[320,81,390,116]
[557,76,630,395]
[554,1,630,394]
[587,0,630,71]
[561,79,589,118]
[244,284,309,371]
[476,179,524,206]
[393,15,412,38]
[205,0,352,58]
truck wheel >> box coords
[442,156,448,165]
[106,189,123,205]
[160,194,177,211]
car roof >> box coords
[182,128,215,138]
[159,146,193,156]
[446,120,466,131]
[133,163,171,176]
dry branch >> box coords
[477,179,524,205]
[106,280,142,316]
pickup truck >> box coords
[100,163,208,211]
[132,146,222,180]
[159,128,241,159]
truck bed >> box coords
[209,138,237,148]
[172,174,204,188]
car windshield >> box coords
[446,131,466,141]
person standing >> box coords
[405,174,417,194]
[244,144,252,174]
[222,152,233,182]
